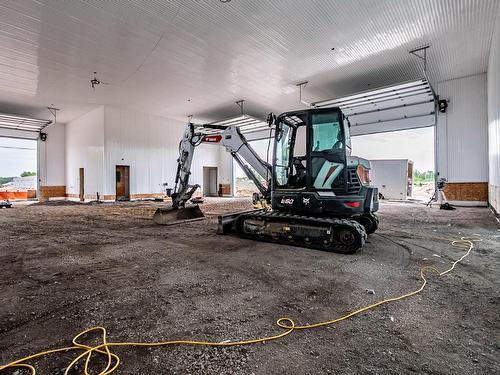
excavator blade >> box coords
[153,204,205,225]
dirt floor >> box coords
[235,179,258,197]
[0,198,499,374]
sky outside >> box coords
[0,137,37,177]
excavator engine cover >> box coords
[153,204,205,225]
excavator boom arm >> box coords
[170,122,272,207]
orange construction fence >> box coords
[0,191,28,200]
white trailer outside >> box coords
[370,159,413,200]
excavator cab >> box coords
[273,109,348,192]
[270,108,378,222]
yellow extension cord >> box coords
[0,235,481,375]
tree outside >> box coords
[413,169,434,186]
[20,171,37,177]
[0,172,37,187]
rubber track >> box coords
[354,213,379,235]
[235,211,367,254]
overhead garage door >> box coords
[199,114,272,142]
[312,79,436,136]
[0,112,51,140]
[0,113,51,199]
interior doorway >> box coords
[203,167,218,197]
[79,168,84,201]
[116,165,130,201]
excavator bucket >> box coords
[153,204,205,225]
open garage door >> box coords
[313,79,437,202]
[0,137,38,200]
[312,79,436,136]
[0,112,51,140]
[0,113,52,200]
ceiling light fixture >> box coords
[90,72,109,90]
[220,0,231,3]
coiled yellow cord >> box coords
[0,235,481,375]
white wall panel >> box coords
[488,11,500,212]
[65,106,105,196]
[436,74,488,183]
[39,123,65,186]
[103,107,224,196]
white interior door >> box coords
[209,168,217,196]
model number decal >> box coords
[280,198,294,205]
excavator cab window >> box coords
[275,114,308,189]
[311,112,343,151]
[310,110,348,192]
[275,122,292,187]
[290,125,307,188]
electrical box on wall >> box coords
[438,99,448,113]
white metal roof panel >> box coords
[0,0,497,123]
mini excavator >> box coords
[154,107,379,253]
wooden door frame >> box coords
[115,165,130,201]
[79,168,84,201]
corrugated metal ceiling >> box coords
[0,0,498,123]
